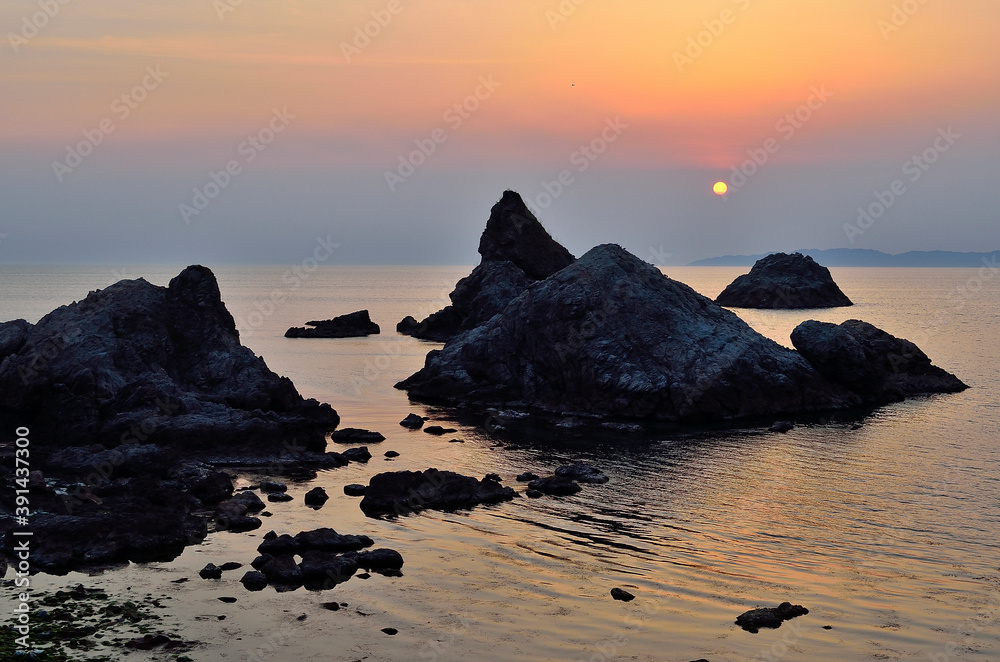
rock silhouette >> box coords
[398,243,965,424]
[0,265,339,451]
[715,252,853,309]
[285,310,380,338]
[398,190,574,341]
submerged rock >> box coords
[527,476,581,496]
[610,588,635,602]
[359,468,516,516]
[397,244,861,422]
[735,602,809,633]
[0,265,339,451]
[398,191,574,341]
[284,310,380,338]
[715,252,853,309]
[554,464,609,484]
[791,319,968,402]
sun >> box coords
[713,181,728,196]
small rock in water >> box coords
[199,563,222,580]
[342,446,372,463]
[399,413,426,429]
[381,627,398,635]
[526,489,543,499]
[735,602,809,633]
[219,562,243,572]
[218,597,237,603]
[516,472,539,482]
[424,425,457,435]
[384,450,400,458]
[259,480,287,493]
[331,428,386,444]
[268,493,294,503]
[448,438,465,443]
[304,487,329,506]
[240,571,269,592]
[344,484,367,496]
[769,421,794,433]
[823,625,833,630]
[610,588,635,602]
[528,476,581,496]
[297,614,308,621]
[321,601,341,611]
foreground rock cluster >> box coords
[715,252,853,309]
[244,527,404,591]
[396,193,967,426]
[0,266,357,575]
[0,265,339,450]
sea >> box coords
[1,264,998,662]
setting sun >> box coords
[713,181,728,196]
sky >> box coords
[1,0,998,266]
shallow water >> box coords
[2,264,999,661]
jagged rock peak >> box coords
[477,190,575,281]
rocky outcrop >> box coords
[397,244,862,422]
[0,265,339,451]
[736,602,809,633]
[248,528,400,591]
[398,191,574,341]
[791,319,968,401]
[397,244,965,425]
[359,469,516,516]
[715,252,853,309]
[284,310,380,338]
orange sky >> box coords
[3,0,998,169]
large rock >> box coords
[0,265,339,450]
[398,191,574,341]
[397,244,862,422]
[284,310,380,338]
[715,252,853,309]
[791,319,968,402]
[360,469,516,516]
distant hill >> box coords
[688,249,999,268]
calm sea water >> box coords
[2,264,999,662]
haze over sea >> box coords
[1,263,997,661]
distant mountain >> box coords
[688,249,999,268]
